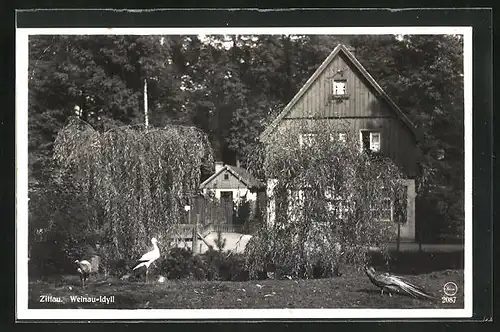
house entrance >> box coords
[220,191,234,224]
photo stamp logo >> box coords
[443,282,458,296]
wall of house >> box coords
[201,167,258,202]
[203,187,257,203]
[273,117,418,177]
[287,53,396,119]
[266,178,416,242]
[399,179,416,241]
[202,168,247,190]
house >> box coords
[259,44,421,242]
[199,161,266,225]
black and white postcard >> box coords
[15,8,488,321]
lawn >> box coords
[29,268,464,309]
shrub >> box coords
[161,248,206,280]
[200,249,249,281]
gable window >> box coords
[223,173,229,181]
[361,131,381,152]
[299,133,317,148]
[332,79,347,96]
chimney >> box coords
[215,161,224,173]
[236,159,241,168]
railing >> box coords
[173,195,261,238]
[209,223,243,234]
[170,223,246,239]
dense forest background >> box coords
[28,34,464,243]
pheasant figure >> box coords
[75,259,92,288]
[133,237,160,283]
[364,266,436,300]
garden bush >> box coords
[161,248,206,280]
[201,249,249,281]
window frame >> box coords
[329,132,347,143]
[369,197,393,222]
[379,197,394,222]
[359,129,382,153]
[369,132,381,152]
[332,79,347,96]
[299,132,317,149]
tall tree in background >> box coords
[28,35,187,187]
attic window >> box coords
[223,173,229,180]
[332,79,347,96]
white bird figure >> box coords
[133,237,160,283]
[75,259,92,288]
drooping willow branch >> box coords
[244,120,406,278]
[53,116,214,259]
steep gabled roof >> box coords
[259,44,421,142]
[199,164,265,190]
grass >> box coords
[29,268,464,309]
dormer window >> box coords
[333,79,347,96]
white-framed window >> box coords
[339,132,347,143]
[370,132,381,152]
[333,79,347,95]
[324,187,349,220]
[370,197,393,222]
[360,130,381,152]
[299,133,317,148]
[330,132,347,143]
[380,197,393,221]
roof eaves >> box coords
[199,165,228,189]
[225,166,252,188]
[339,45,420,141]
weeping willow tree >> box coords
[53,116,213,263]
[244,120,407,279]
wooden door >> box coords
[220,191,234,224]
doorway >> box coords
[220,191,234,224]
